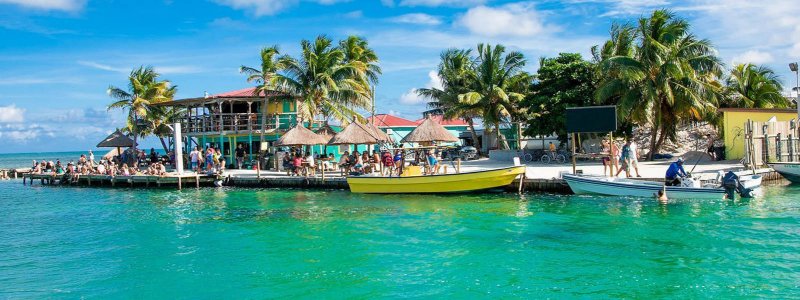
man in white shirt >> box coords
[189,147,200,171]
[629,140,641,177]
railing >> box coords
[182,113,298,134]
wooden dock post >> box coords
[195,174,200,188]
[178,176,182,190]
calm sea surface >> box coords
[1,154,800,298]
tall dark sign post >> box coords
[566,106,618,175]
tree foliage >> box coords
[523,53,596,143]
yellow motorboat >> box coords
[347,166,526,194]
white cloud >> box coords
[731,50,774,65]
[213,0,298,16]
[399,0,484,7]
[343,10,363,19]
[0,105,25,123]
[78,61,204,74]
[78,61,127,73]
[399,70,443,104]
[0,0,85,11]
[0,123,54,143]
[389,13,442,25]
[457,2,548,37]
[381,0,394,7]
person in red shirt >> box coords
[381,151,394,176]
[292,153,303,176]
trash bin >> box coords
[714,146,725,161]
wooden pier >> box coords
[13,167,789,194]
[21,173,219,189]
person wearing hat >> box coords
[665,158,688,186]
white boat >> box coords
[563,174,755,199]
[770,162,800,184]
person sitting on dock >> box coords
[665,158,688,186]
[339,151,351,175]
[292,153,303,176]
[352,151,364,175]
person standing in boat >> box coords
[665,158,688,186]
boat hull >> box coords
[347,166,526,194]
[563,174,726,199]
[770,163,800,184]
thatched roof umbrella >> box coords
[97,129,137,158]
[328,120,380,145]
[401,116,459,144]
[314,124,338,141]
[364,122,393,143]
[276,124,328,146]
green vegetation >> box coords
[522,53,596,143]
[418,44,531,150]
[107,66,176,152]
[723,63,789,109]
[266,35,378,126]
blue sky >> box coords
[1,0,799,153]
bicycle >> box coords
[540,150,567,164]
[515,149,534,163]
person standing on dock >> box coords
[88,150,95,167]
[628,140,641,177]
[235,144,247,169]
[190,147,200,172]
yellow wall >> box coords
[722,110,798,159]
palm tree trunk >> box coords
[647,123,658,161]
[496,122,510,150]
[159,136,169,153]
[466,117,481,154]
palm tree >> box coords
[417,48,483,151]
[107,66,173,152]
[240,45,281,141]
[340,35,381,86]
[724,63,789,108]
[459,44,531,150]
[595,9,723,159]
[270,35,371,126]
[340,35,382,119]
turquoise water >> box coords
[0,151,96,169]
[1,179,799,298]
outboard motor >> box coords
[721,171,755,199]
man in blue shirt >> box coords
[665,158,688,186]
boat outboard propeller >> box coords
[721,171,755,199]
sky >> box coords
[1,0,799,153]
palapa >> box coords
[276,124,328,146]
[97,129,136,148]
[314,124,338,141]
[364,123,393,143]
[328,120,380,145]
[401,116,459,143]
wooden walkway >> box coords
[22,173,219,189]
[14,168,788,194]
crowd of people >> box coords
[29,149,172,182]
[600,138,642,178]
[188,146,227,174]
[277,147,444,177]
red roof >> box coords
[415,115,468,126]
[212,87,288,98]
[367,114,417,127]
